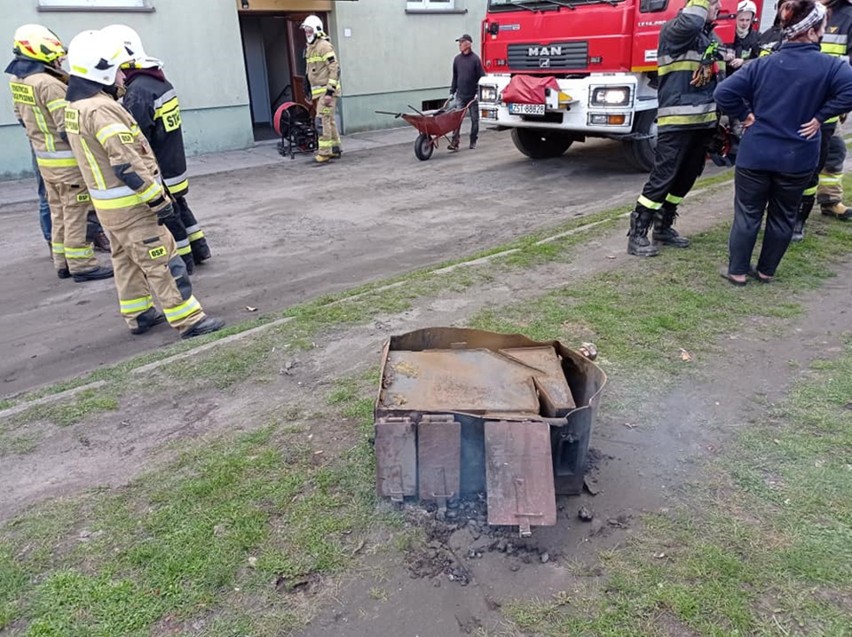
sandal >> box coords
[747,267,772,284]
[720,269,747,287]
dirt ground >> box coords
[1,132,849,636]
[1,133,693,397]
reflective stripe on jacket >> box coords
[305,37,341,100]
[65,91,165,212]
[656,0,721,131]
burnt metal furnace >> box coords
[374,327,606,536]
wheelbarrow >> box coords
[376,98,476,161]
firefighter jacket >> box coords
[305,36,340,101]
[757,23,782,57]
[656,0,722,131]
[822,1,852,60]
[821,1,852,123]
[65,86,166,215]
[6,59,80,174]
[123,68,189,198]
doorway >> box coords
[238,12,324,141]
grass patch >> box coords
[503,338,852,636]
[471,217,852,410]
[0,404,379,636]
[6,389,120,429]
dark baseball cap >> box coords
[456,34,473,43]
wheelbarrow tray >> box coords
[401,108,467,138]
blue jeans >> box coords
[31,148,51,241]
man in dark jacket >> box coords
[102,24,212,274]
[628,0,723,257]
[725,0,760,74]
[448,34,485,151]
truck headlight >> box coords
[590,87,631,107]
[479,85,498,103]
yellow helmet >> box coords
[13,24,65,64]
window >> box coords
[406,0,456,11]
[38,0,153,10]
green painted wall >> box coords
[0,0,253,178]
[329,0,487,133]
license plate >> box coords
[508,103,545,116]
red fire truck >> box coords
[477,0,757,170]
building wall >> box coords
[0,0,253,178]
[330,0,487,133]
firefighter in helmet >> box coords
[627,0,724,257]
[814,0,852,225]
[100,24,212,274]
[301,15,342,163]
[63,28,224,338]
[6,24,114,282]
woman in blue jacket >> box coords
[714,0,852,284]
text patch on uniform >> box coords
[76,193,91,203]
[65,108,80,134]
[10,83,36,105]
[148,246,167,259]
[118,132,134,144]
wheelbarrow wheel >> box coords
[414,133,434,161]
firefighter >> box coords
[63,29,224,338]
[724,0,760,74]
[101,24,212,274]
[627,0,724,257]
[6,24,113,282]
[301,15,341,163]
[815,0,852,223]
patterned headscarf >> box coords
[783,1,827,40]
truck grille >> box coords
[507,42,589,71]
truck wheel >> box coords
[414,133,434,161]
[623,109,657,172]
[511,128,573,159]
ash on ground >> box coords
[401,494,554,587]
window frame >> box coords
[37,0,154,12]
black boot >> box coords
[653,207,690,248]
[190,238,211,264]
[181,252,195,276]
[72,265,114,282]
[627,210,660,257]
[181,316,225,339]
[791,218,805,242]
[793,195,814,243]
[130,308,166,335]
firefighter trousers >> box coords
[817,125,846,206]
[798,125,833,222]
[97,204,206,334]
[315,97,341,157]
[161,209,191,260]
[174,195,210,260]
[636,128,715,216]
[40,168,99,275]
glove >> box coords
[155,202,175,226]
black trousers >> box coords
[638,128,715,212]
[451,96,479,145]
[729,167,811,277]
[799,124,833,218]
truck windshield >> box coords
[488,0,624,9]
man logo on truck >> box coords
[528,46,562,56]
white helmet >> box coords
[101,24,162,69]
[736,0,757,15]
[301,15,324,43]
[67,29,132,86]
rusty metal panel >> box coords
[417,415,461,506]
[375,417,417,502]
[484,420,556,536]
